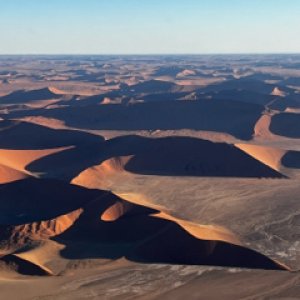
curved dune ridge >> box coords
[72,156,131,190]
[0,119,104,150]
[0,177,287,275]
[0,164,29,184]
[17,116,68,130]
[73,137,285,185]
[48,86,68,95]
[271,87,287,97]
[235,143,286,171]
[0,254,51,276]
[0,88,63,108]
[5,208,83,245]
[254,113,274,139]
[0,147,74,175]
[101,201,136,222]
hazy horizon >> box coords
[1,0,300,55]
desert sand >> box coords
[0,54,300,299]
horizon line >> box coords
[1,52,300,56]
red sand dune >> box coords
[235,143,286,171]
[0,164,29,184]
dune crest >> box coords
[0,146,74,175]
[235,143,286,171]
[72,156,132,189]
[254,114,274,139]
[0,164,29,184]
[101,201,135,222]
[271,87,286,97]
[6,208,83,244]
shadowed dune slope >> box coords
[0,147,73,175]
[78,136,283,178]
[128,223,283,270]
[0,120,107,181]
[0,178,101,225]
[281,151,300,169]
[0,88,61,105]
[25,135,285,183]
[270,113,300,138]
[0,120,104,150]
[7,100,264,140]
[120,137,285,178]
[55,195,284,270]
[71,136,285,194]
[0,255,50,276]
[0,177,286,274]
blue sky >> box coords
[0,0,300,54]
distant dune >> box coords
[7,100,263,140]
[0,88,61,107]
[271,87,286,97]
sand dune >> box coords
[0,178,100,225]
[71,156,131,189]
[74,136,284,180]
[235,143,286,171]
[254,113,275,139]
[0,88,62,108]
[176,69,197,78]
[48,86,70,95]
[285,107,300,113]
[101,201,136,221]
[121,137,285,178]
[1,55,300,298]
[271,87,286,97]
[0,164,29,184]
[0,255,51,276]
[4,208,83,249]
[0,147,73,175]
[0,176,286,276]
[7,100,263,140]
[0,119,104,150]
[55,193,285,270]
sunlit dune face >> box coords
[235,143,286,171]
[101,201,133,222]
[0,147,74,174]
[271,87,286,97]
[0,164,28,184]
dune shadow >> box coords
[270,113,300,138]
[0,178,101,225]
[281,151,300,169]
[0,120,105,150]
[0,255,49,276]
[54,194,284,271]
[110,136,285,178]
[0,88,61,105]
[6,99,263,140]
[24,135,285,180]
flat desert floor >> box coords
[0,55,300,299]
